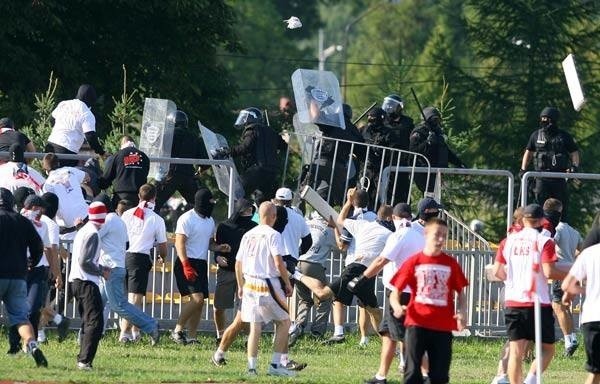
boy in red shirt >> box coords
[389,218,468,384]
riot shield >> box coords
[292,113,320,165]
[198,122,245,199]
[139,98,177,180]
[291,69,345,130]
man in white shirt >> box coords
[562,243,600,384]
[0,143,45,194]
[493,204,568,384]
[94,194,159,345]
[236,201,295,377]
[41,153,90,240]
[121,184,167,341]
[68,202,109,370]
[171,189,230,344]
[45,84,106,167]
[273,188,312,271]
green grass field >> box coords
[0,328,588,383]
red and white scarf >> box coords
[133,200,155,220]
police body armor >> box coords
[244,123,279,171]
[533,129,569,171]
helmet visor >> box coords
[234,109,258,128]
[382,97,403,114]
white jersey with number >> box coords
[236,224,285,279]
[48,99,96,153]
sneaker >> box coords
[56,317,71,342]
[170,330,187,345]
[364,377,387,384]
[130,332,141,342]
[186,338,200,345]
[31,346,48,368]
[359,339,369,347]
[211,354,227,367]
[149,325,160,346]
[491,374,510,384]
[37,329,47,343]
[268,364,297,377]
[77,362,93,371]
[322,334,345,345]
[565,341,579,357]
[288,327,303,347]
[285,360,307,371]
[119,335,131,344]
[246,368,258,376]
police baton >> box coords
[352,101,377,125]
[410,87,427,122]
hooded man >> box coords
[46,84,106,167]
[171,188,231,345]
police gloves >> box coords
[211,147,230,160]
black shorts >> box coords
[125,252,152,295]
[404,326,452,384]
[505,306,555,344]
[379,291,410,341]
[583,321,600,374]
[551,280,564,303]
[174,258,209,297]
[328,263,378,308]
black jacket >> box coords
[230,123,287,170]
[0,209,43,279]
[409,123,463,168]
[99,146,150,194]
[169,127,208,176]
[214,216,257,272]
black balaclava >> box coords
[41,192,59,219]
[76,84,97,107]
[273,205,288,233]
[539,107,559,133]
[419,211,439,222]
[423,106,442,133]
[229,198,254,224]
[194,188,215,218]
[0,187,15,211]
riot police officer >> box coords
[227,107,287,198]
[155,110,207,212]
[409,106,466,194]
[519,107,579,218]
[382,94,414,203]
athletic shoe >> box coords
[364,377,387,384]
[31,346,48,367]
[359,339,369,347]
[246,368,258,376]
[37,328,47,344]
[57,317,71,342]
[285,360,307,371]
[322,334,345,344]
[564,341,579,357]
[186,338,200,345]
[149,325,160,346]
[268,364,297,377]
[211,354,227,367]
[170,330,187,345]
[309,331,324,339]
[77,362,92,371]
[288,326,303,347]
[490,374,510,384]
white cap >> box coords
[275,187,293,201]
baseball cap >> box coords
[88,202,107,224]
[523,204,543,219]
[393,203,411,217]
[23,195,47,209]
[417,197,443,214]
[275,187,293,201]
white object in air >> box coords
[284,16,302,29]
[300,185,340,231]
[562,53,586,111]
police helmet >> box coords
[234,107,262,129]
[422,106,441,123]
[382,94,404,116]
[540,107,559,123]
[175,110,188,129]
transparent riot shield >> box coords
[291,69,345,130]
[292,113,320,165]
[139,98,176,180]
[198,122,245,199]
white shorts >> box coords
[241,277,289,324]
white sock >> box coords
[280,353,289,366]
[360,336,369,344]
[53,314,63,325]
[524,372,536,384]
[248,357,257,370]
[564,334,572,348]
[292,271,304,280]
[272,352,282,367]
[334,325,344,336]
[375,374,386,380]
[214,349,225,359]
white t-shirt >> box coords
[568,243,600,323]
[381,224,425,291]
[281,207,310,259]
[121,206,167,255]
[175,209,215,261]
[236,224,285,279]
[48,99,96,153]
[98,212,128,268]
[40,214,60,246]
[343,218,392,267]
[42,167,88,228]
[554,222,582,263]
[343,209,377,265]
[0,162,45,194]
[411,220,425,235]
[298,217,336,265]
[25,215,50,267]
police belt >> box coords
[59,217,89,235]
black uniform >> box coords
[98,145,150,209]
[0,129,32,154]
[230,122,286,198]
[155,126,207,211]
[387,114,414,204]
[525,126,578,213]
[214,200,257,273]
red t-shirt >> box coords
[390,251,469,332]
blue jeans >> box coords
[0,278,30,326]
[99,267,156,333]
